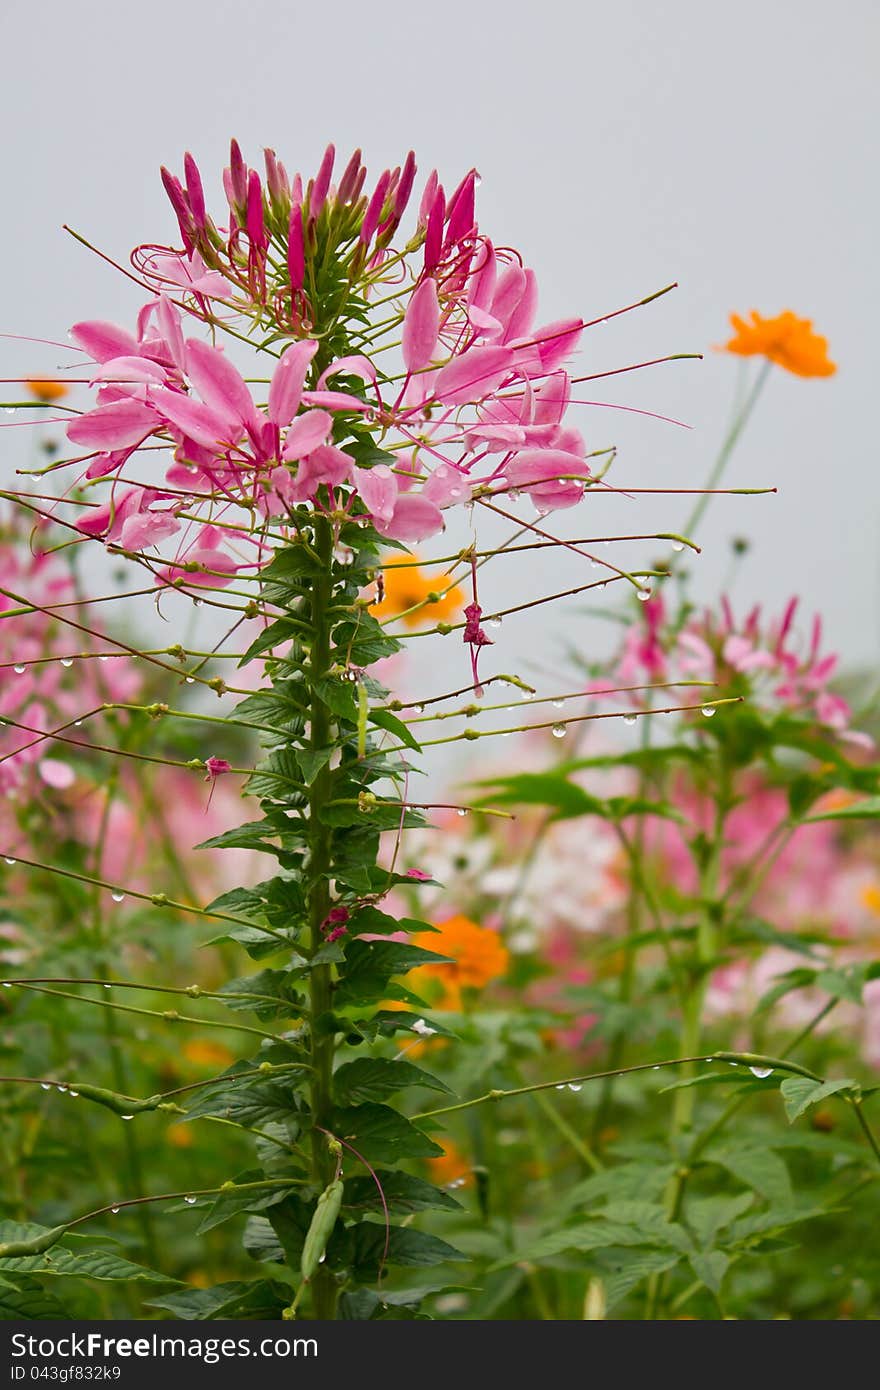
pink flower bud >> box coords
[336,148,363,205]
[228,139,248,208]
[359,170,391,245]
[423,185,445,271]
[246,169,265,247]
[445,170,477,245]
[288,204,305,291]
[183,152,207,231]
[310,143,335,221]
[393,150,417,222]
[160,168,194,249]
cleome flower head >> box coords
[722,309,836,378]
[58,140,610,590]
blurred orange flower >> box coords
[167,1126,194,1149]
[182,1039,236,1069]
[722,310,836,377]
[861,884,880,917]
[427,1139,473,1188]
[26,378,70,402]
[374,558,463,629]
[409,913,509,1010]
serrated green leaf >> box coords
[0,1224,177,1284]
[689,1249,729,1295]
[779,1076,855,1122]
[343,1171,463,1215]
[332,1103,445,1161]
[148,1280,290,1320]
[334,1058,452,1105]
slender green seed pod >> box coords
[300,1179,344,1282]
[0,1224,69,1259]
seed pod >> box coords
[300,1179,344,1283]
[0,1223,69,1259]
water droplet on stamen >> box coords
[457,808,468,818]
[672,541,685,553]
[193,598,203,607]
[60,658,74,669]
[749,1066,773,1079]
[551,723,566,739]
[13,665,25,675]
[636,588,652,602]
[111,892,125,903]
[701,705,716,718]
[4,858,15,866]
[623,714,637,726]
[184,1195,197,1205]
[555,1084,566,1091]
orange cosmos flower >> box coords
[722,310,836,378]
[26,378,70,402]
[427,1139,474,1188]
[861,883,880,917]
[374,557,463,629]
[182,1039,236,1068]
[409,913,510,1009]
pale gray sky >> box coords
[2,0,877,704]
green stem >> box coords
[679,359,773,541]
[306,515,338,1321]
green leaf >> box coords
[602,1250,682,1309]
[475,772,605,819]
[196,1174,296,1234]
[343,1171,463,1215]
[779,1076,855,1122]
[0,1224,177,1284]
[239,617,306,667]
[350,1224,464,1279]
[217,969,304,1019]
[689,1250,729,1296]
[182,1075,308,1130]
[295,747,333,786]
[333,1103,445,1161]
[0,1278,73,1319]
[335,939,451,1008]
[334,1058,452,1105]
[148,1280,291,1320]
[712,1147,792,1204]
[686,1193,753,1249]
[314,676,359,722]
[368,708,422,751]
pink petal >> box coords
[149,387,241,450]
[534,318,583,371]
[268,339,319,426]
[70,320,139,364]
[281,409,332,460]
[119,511,181,550]
[504,448,589,489]
[185,340,259,429]
[504,269,538,341]
[300,389,373,413]
[92,356,168,386]
[433,345,514,405]
[402,278,440,372]
[67,400,159,450]
[288,444,353,500]
[375,492,444,542]
[39,758,76,790]
[422,463,471,507]
[352,464,397,523]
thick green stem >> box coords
[306,515,338,1320]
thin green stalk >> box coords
[306,514,338,1321]
[679,360,773,541]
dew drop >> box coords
[184,1195,198,1205]
[552,700,564,710]
[1,982,10,988]
[185,676,195,684]
[103,983,111,990]
[568,1083,582,1093]
[749,1066,773,1079]
[4,407,16,415]
[56,1085,68,1094]
[414,704,425,715]
[457,808,468,818]
[448,1177,467,1190]
[652,1066,661,1071]
[98,655,110,663]
[551,723,566,739]
[111,892,125,903]
[110,1206,120,1214]
[623,714,637,727]
[74,720,82,727]
[13,665,25,675]
[555,1084,566,1091]
[193,598,203,607]
[487,615,503,629]
[701,705,716,718]
[40,1083,51,1091]
[672,541,685,553]
[69,1090,79,1098]
[4,858,15,866]
[120,1114,134,1121]
[60,658,74,669]
[636,588,652,602]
